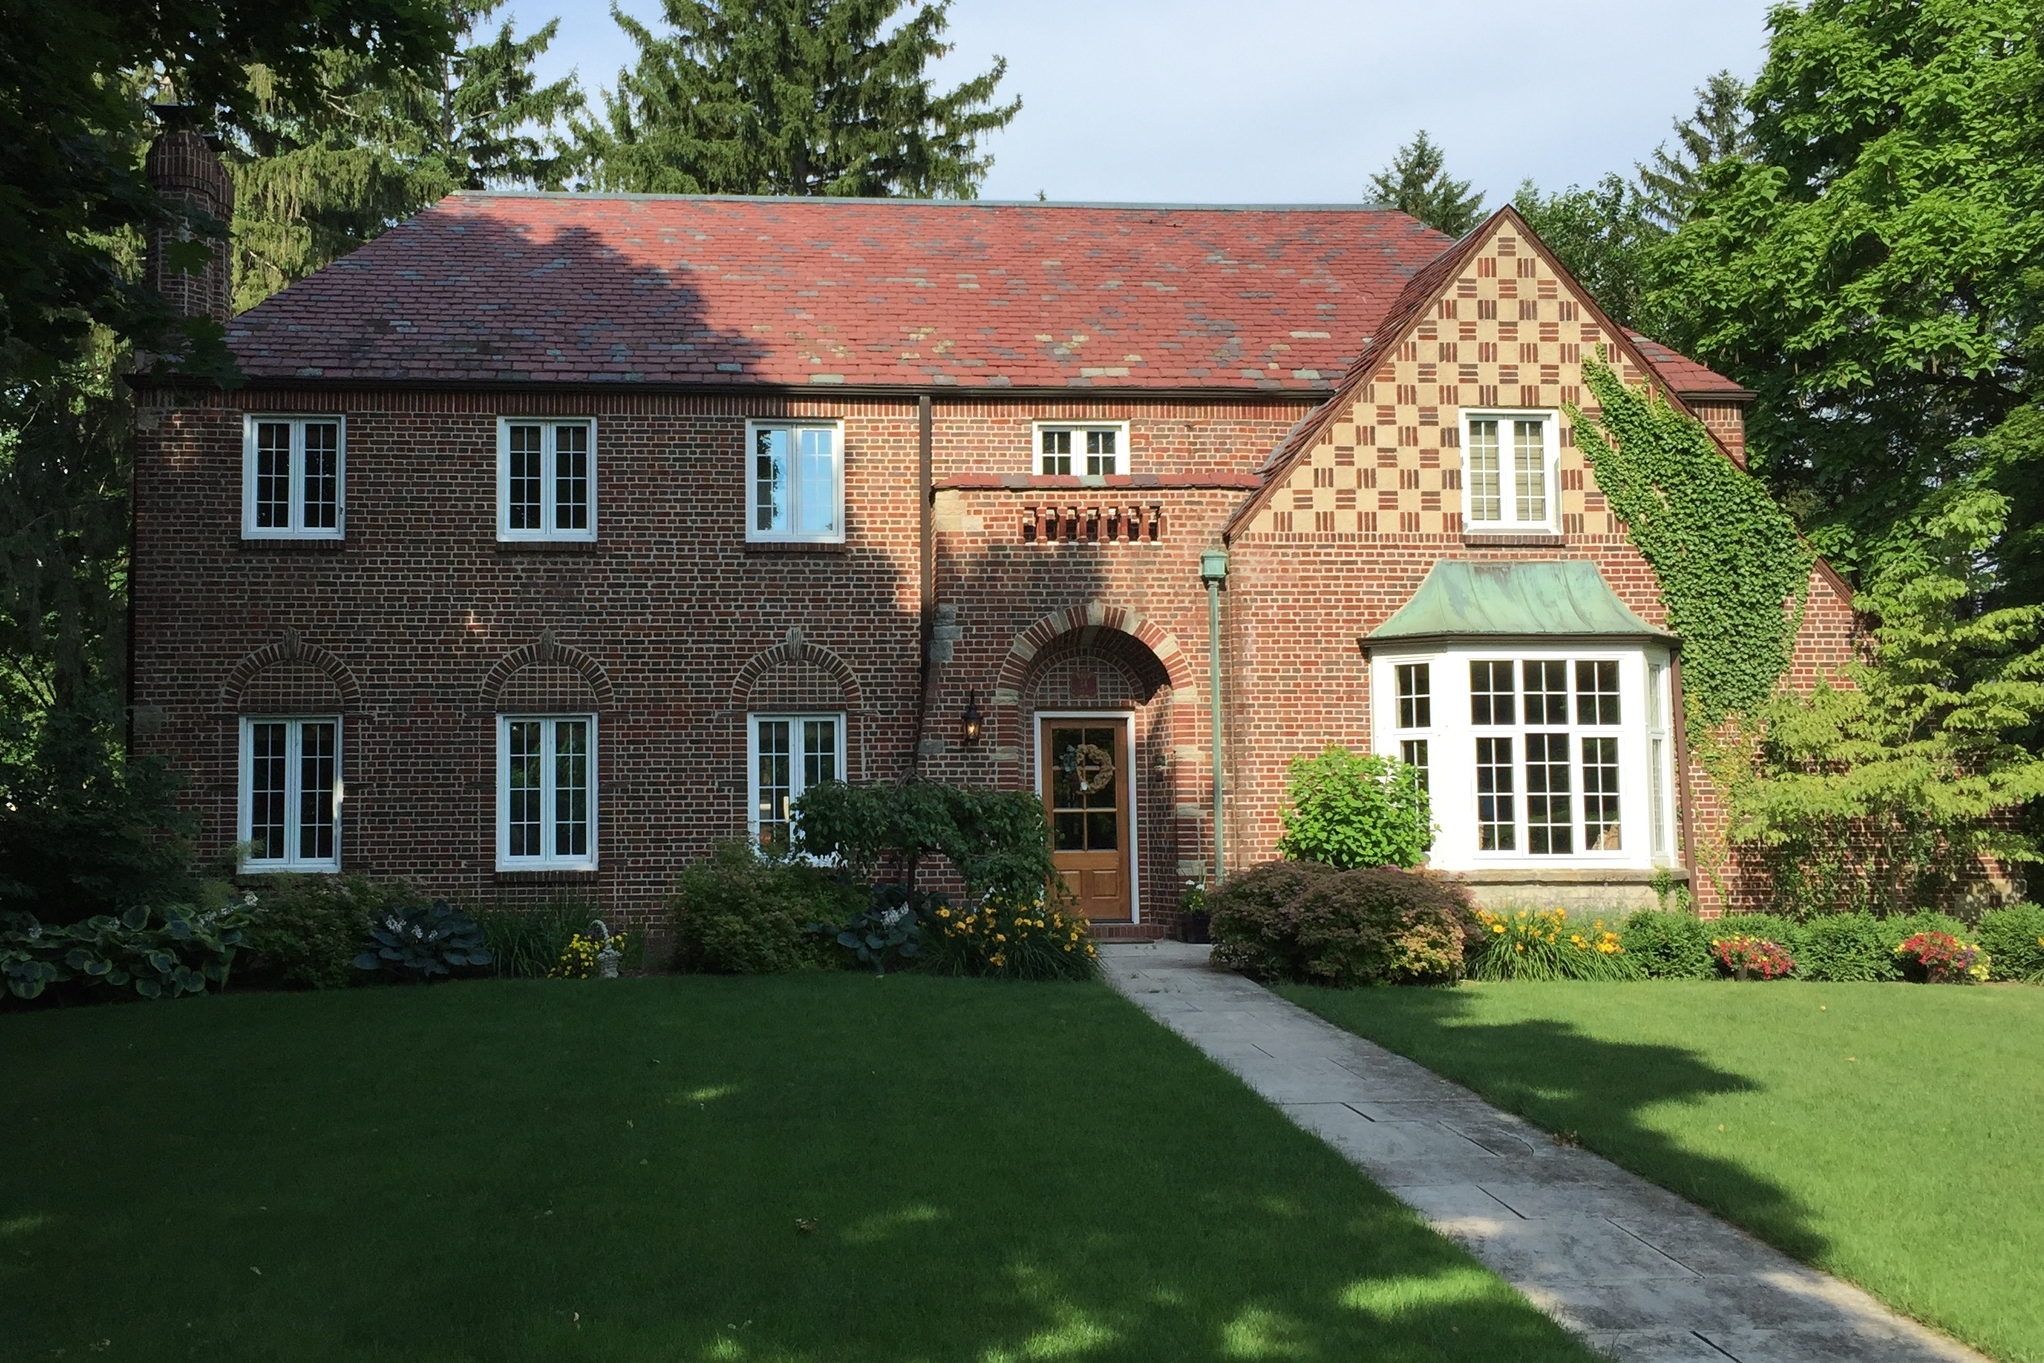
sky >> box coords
[500,0,1780,206]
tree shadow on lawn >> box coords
[0,975,1603,1363]
[1279,983,1828,1264]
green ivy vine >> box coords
[1570,354,1812,726]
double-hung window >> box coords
[750,713,844,851]
[243,416,344,539]
[239,717,341,871]
[1375,647,1672,870]
[748,421,843,543]
[497,715,597,870]
[499,419,595,541]
[1462,412,1557,532]
[1034,422,1126,478]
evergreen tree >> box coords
[230,1,583,310]
[1638,70,1753,229]
[578,0,1020,197]
[1368,131,1484,237]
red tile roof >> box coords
[225,194,1457,389]
[1624,331,1749,398]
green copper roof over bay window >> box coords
[1368,560,1674,642]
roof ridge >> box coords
[448,190,1406,213]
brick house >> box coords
[128,130,1854,936]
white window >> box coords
[1462,412,1558,532]
[497,715,597,870]
[243,416,344,539]
[749,713,844,851]
[239,717,342,871]
[1034,422,1128,478]
[747,420,843,542]
[498,419,595,541]
[1375,647,1675,870]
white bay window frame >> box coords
[497,417,596,542]
[242,415,345,540]
[238,716,343,872]
[496,714,598,871]
[1461,410,1559,534]
[746,419,844,544]
[1373,643,1676,872]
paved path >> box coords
[1101,941,1985,1363]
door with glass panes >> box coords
[1039,718,1132,921]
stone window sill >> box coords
[494,868,600,884]
[496,539,599,554]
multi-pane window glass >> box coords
[753,714,841,851]
[1525,732,1573,855]
[1476,736,1515,850]
[499,716,595,868]
[1582,737,1622,850]
[1470,661,1516,725]
[1400,738,1430,790]
[751,424,841,540]
[1458,657,1632,857]
[500,420,594,538]
[1396,663,1431,728]
[1523,660,1569,723]
[1037,426,1123,477]
[245,418,342,537]
[1576,660,1621,724]
[1647,663,1670,858]
[241,718,340,870]
[1463,414,1553,529]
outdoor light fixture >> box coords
[961,692,984,745]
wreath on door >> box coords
[1065,742,1116,795]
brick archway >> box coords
[991,601,1194,753]
[220,628,363,713]
[478,629,616,710]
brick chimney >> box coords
[143,107,235,327]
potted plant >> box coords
[1179,880,1211,944]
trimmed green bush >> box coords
[1793,912,1894,982]
[671,842,862,974]
[1977,903,2044,982]
[1209,860,1470,987]
[1620,909,1714,979]
[794,780,1058,903]
[239,875,401,989]
[1275,746,1432,870]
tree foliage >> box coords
[1734,488,2044,912]
[1637,69,1753,230]
[230,0,582,310]
[578,0,1019,197]
[1368,130,1483,237]
[1650,0,2044,590]
[1274,746,1432,870]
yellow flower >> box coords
[996,934,1006,942]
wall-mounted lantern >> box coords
[961,691,984,745]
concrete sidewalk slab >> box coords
[1101,941,1985,1363]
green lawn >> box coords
[1279,979,2044,1363]
[0,976,1597,1362]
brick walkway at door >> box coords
[1100,943,1984,1363]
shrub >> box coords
[922,890,1097,981]
[1470,908,1639,982]
[670,842,861,974]
[794,780,1058,903]
[238,875,398,989]
[1275,746,1431,869]
[1977,903,2044,982]
[1793,912,1896,982]
[1712,935,1795,979]
[354,901,493,981]
[475,900,595,979]
[1621,909,1714,979]
[1208,860,1469,986]
[813,883,930,976]
[3,900,251,1002]
[1894,930,1989,983]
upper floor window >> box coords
[239,716,341,871]
[1035,422,1126,478]
[1463,412,1557,532]
[499,419,595,541]
[748,420,843,543]
[497,714,597,870]
[243,416,343,539]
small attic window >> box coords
[1035,422,1127,478]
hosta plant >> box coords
[1893,930,1989,984]
[2,902,250,1001]
[814,883,928,975]
[354,901,492,981]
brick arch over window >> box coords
[731,632,863,713]
[478,630,615,711]
[992,603,1194,750]
[220,630,362,713]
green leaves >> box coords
[1274,745,1431,871]
[1,901,251,1000]
[793,780,1056,905]
[1368,131,1483,237]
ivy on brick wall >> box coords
[1570,354,1812,727]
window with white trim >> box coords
[750,713,844,851]
[239,717,341,871]
[243,416,344,539]
[1034,422,1127,477]
[1462,412,1558,532]
[1375,646,1675,870]
[498,419,595,541]
[497,715,596,870]
[748,421,843,542]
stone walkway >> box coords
[1100,941,1985,1363]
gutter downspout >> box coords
[907,395,936,779]
[1200,549,1229,887]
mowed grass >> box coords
[0,976,1598,1363]
[1279,979,2044,1363]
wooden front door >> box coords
[1041,718,1133,921]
